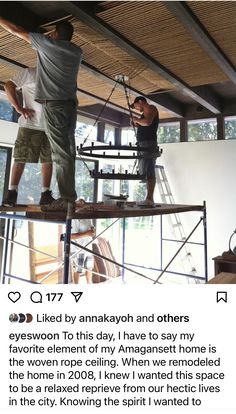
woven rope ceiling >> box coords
[188,1,236,67]
[0,1,235,120]
[98,1,228,86]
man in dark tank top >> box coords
[131,96,159,206]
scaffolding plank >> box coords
[0,203,204,221]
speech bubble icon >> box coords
[30,291,43,304]
[8,291,21,303]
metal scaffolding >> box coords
[0,201,208,284]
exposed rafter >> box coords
[0,55,26,70]
[62,1,221,114]
[165,1,236,85]
[0,54,130,124]
[78,104,130,127]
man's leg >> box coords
[73,271,81,284]
[10,162,25,187]
[38,132,55,205]
[39,162,55,205]
[146,177,156,203]
[85,270,93,284]
[84,256,94,284]
[3,162,25,206]
[41,162,52,189]
[43,100,77,203]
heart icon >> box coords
[8,291,21,303]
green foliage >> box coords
[158,124,180,143]
[225,118,236,140]
[188,120,217,141]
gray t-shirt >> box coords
[29,33,82,101]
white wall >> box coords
[0,119,18,146]
[159,139,236,277]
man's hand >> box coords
[18,107,35,120]
[130,116,140,127]
[89,227,96,238]
[4,80,35,118]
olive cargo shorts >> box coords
[13,127,52,163]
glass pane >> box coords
[0,91,14,121]
[225,116,236,140]
[121,128,136,145]
[75,159,95,201]
[158,122,180,143]
[104,125,115,144]
[17,164,58,205]
[0,147,9,203]
[17,159,95,204]
[75,116,97,142]
[100,163,115,200]
[188,119,217,141]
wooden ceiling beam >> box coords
[165,1,236,85]
[0,55,130,125]
[63,1,222,114]
[78,104,130,127]
[0,55,27,70]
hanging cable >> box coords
[76,79,119,174]
[81,79,119,147]
[122,77,138,174]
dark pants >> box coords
[43,100,77,201]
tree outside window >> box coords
[188,119,217,141]
[225,116,236,140]
[158,122,180,143]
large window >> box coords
[17,159,96,204]
[75,115,97,143]
[158,122,180,143]
[121,128,136,145]
[188,118,217,141]
[0,91,14,121]
[0,146,11,203]
[17,163,58,205]
[75,159,96,201]
[225,116,236,140]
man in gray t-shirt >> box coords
[0,17,82,211]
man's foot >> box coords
[2,190,17,207]
[39,190,55,205]
[41,198,75,212]
[137,199,155,207]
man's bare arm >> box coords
[4,80,35,119]
[134,105,157,127]
[0,17,30,43]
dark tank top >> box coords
[137,112,159,143]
